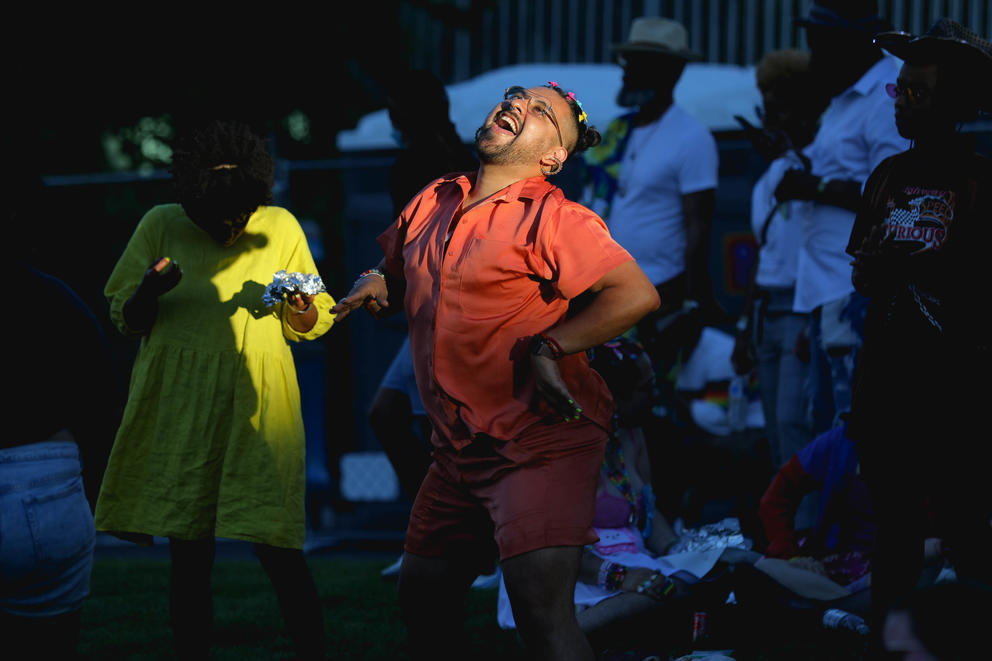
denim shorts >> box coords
[0,438,95,616]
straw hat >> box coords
[613,17,702,61]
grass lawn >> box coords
[79,555,526,660]
[79,554,868,660]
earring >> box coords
[541,155,563,176]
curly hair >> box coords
[170,120,275,225]
[755,49,812,95]
[544,84,603,154]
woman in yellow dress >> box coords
[95,121,335,659]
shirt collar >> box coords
[847,56,896,97]
[443,172,555,205]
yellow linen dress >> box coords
[95,204,335,549]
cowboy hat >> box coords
[875,18,992,110]
[613,17,702,61]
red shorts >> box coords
[403,420,607,568]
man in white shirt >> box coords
[582,17,721,371]
[773,0,909,435]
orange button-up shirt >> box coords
[378,173,633,450]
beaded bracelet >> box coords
[529,332,565,360]
[597,561,627,592]
[358,268,386,282]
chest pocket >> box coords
[454,238,544,321]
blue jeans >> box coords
[0,438,95,616]
[754,298,812,470]
[808,293,868,437]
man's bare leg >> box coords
[502,546,595,661]
[398,551,479,661]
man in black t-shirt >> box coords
[847,17,992,640]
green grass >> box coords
[79,556,868,660]
[79,556,526,660]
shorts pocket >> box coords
[23,478,95,569]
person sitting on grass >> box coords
[496,337,758,656]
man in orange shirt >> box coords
[333,82,660,660]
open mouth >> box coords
[493,111,519,135]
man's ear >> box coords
[539,146,569,172]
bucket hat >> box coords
[613,17,702,61]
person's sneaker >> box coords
[471,566,501,589]
[380,554,404,580]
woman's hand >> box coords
[621,568,681,601]
[788,555,827,576]
[330,274,389,322]
[123,257,183,332]
[138,257,183,298]
[285,291,318,333]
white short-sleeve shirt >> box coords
[751,154,807,290]
[606,105,719,286]
[793,56,910,312]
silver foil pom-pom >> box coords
[667,517,750,554]
[262,270,327,307]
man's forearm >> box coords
[545,262,659,354]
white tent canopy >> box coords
[336,62,763,151]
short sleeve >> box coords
[104,206,167,336]
[677,124,719,195]
[538,201,633,300]
[377,182,435,280]
[278,211,336,342]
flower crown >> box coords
[547,81,588,125]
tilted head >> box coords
[474,82,601,176]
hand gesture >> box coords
[286,291,315,312]
[622,568,684,601]
[530,352,583,422]
[850,224,906,296]
[330,273,389,322]
[136,257,182,299]
[735,114,789,162]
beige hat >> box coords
[613,17,702,61]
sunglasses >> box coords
[885,82,930,106]
[503,86,563,147]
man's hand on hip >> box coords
[530,353,583,422]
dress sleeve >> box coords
[104,207,163,336]
[279,214,336,342]
[539,201,633,300]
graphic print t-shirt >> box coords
[847,145,992,344]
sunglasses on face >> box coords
[885,82,931,106]
[503,86,563,147]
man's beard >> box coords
[616,86,658,109]
[474,123,536,165]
